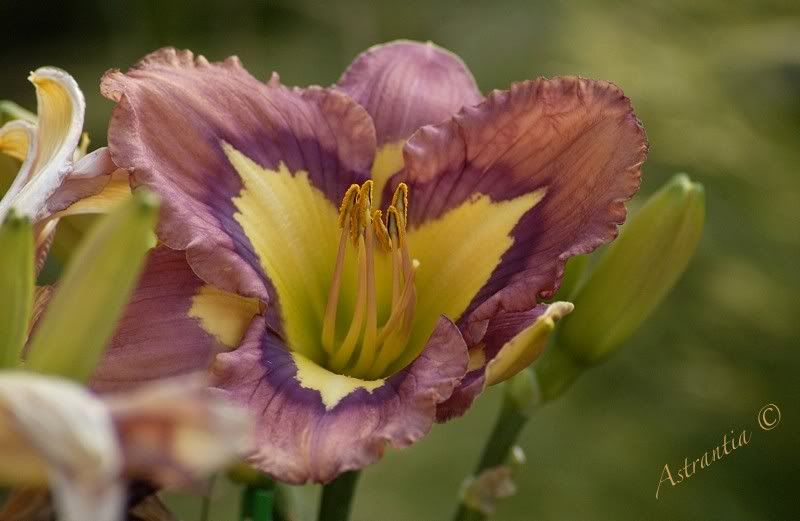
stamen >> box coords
[374,259,417,346]
[351,184,378,376]
[390,248,402,311]
[391,183,409,225]
[321,185,360,354]
[372,210,392,253]
[386,205,406,248]
[321,181,419,379]
[329,235,367,371]
[321,228,349,354]
[369,260,418,378]
[338,184,360,228]
[358,180,373,224]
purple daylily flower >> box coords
[95,41,647,483]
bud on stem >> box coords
[557,174,705,364]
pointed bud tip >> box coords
[558,173,705,364]
[667,173,705,199]
[132,189,160,213]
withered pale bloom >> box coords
[0,373,251,521]
[0,68,128,268]
[97,41,647,483]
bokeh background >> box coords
[3,1,799,519]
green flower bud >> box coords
[558,173,705,364]
[25,190,159,381]
[0,211,33,368]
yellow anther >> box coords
[372,210,392,252]
[322,179,418,379]
[358,180,373,220]
[386,205,406,247]
[337,184,360,229]
[350,181,374,245]
[391,183,409,224]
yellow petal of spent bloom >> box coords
[106,374,253,488]
[0,68,85,223]
[0,373,252,521]
[0,372,124,521]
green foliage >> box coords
[0,212,33,368]
[25,191,159,381]
[0,101,35,125]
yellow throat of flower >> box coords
[321,181,418,379]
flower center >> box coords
[321,181,418,379]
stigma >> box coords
[321,181,417,379]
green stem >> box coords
[240,482,275,521]
[318,470,360,521]
[452,396,529,521]
[452,347,586,521]
[200,474,216,521]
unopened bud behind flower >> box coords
[558,173,705,364]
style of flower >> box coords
[97,41,647,483]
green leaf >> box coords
[558,173,705,364]
[0,101,36,125]
[0,212,34,368]
[25,190,159,381]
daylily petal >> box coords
[52,170,131,218]
[93,246,259,392]
[46,147,130,218]
[2,68,86,222]
[338,40,481,145]
[484,301,573,385]
[101,48,376,308]
[337,41,482,204]
[436,305,545,421]
[0,373,250,521]
[214,315,468,483]
[0,489,53,521]
[0,372,123,521]
[398,78,647,346]
[106,374,252,489]
[0,120,37,217]
[0,70,123,274]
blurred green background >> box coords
[2,0,798,519]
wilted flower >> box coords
[97,40,647,483]
[0,68,128,269]
[0,372,251,521]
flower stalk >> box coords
[318,471,361,521]
[452,370,538,521]
[240,483,274,521]
[453,174,705,519]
